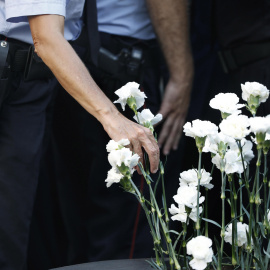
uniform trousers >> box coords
[0,67,57,269]
[27,33,186,269]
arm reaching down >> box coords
[146,0,194,155]
[27,14,160,173]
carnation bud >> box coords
[247,95,260,116]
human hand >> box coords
[158,78,192,155]
[102,111,160,174]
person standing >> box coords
[0,1,160,269]
[27,0,193,268]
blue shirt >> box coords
[97,0,155,40]
[0,0,84,44]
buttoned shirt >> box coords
[97,0,155,40]
[0,0,84,44]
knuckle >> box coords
[137,129,145,137]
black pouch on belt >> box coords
[24,45,54,81]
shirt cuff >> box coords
[5,1,66,23]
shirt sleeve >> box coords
[5,0,67,23]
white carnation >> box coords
[219,115,250,140]
[106,139,130,153]
[187,236,213,270]
[179,169,213,189]
[169,204,187,223]
[169,204,203,223]
[224,222,249,247]
[203,132,235,154]
[183,120,218,139]
[105,167,123,187]
[108,148,140,171]
[212,151,242,174]
[229,139,254,164]
[173,185,205,209]
[249,116,270,134]
[209,93,244,115]
[241,82,269,104]
[134,109,162,126]
[114,82,147,111]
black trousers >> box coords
[0,70,57,270]
[26,34,187,269]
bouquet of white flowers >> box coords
[105,81,270,270]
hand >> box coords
[158,78,192,155]
[103,111,160,174]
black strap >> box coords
[0,40,9,79]
[85,0,100,66]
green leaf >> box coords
[146,258,162,270]
[168,230,181,235]
[257,222,266,238]
[252,255,265,270]
[202,218,221,228]
[242,205,250,219]
[264,249,270,259]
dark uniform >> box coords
[27,1,187,269]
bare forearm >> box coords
[146,0,193,81]
[28,15,118,126]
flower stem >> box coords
[205,188,209,237]
[219,171,226,269]
[196,151,202,235]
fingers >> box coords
[163,118,183,154]
[134,127,159,174]
[158,115,174,154]
[158,114,184,155]
[130,137,144,175]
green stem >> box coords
[205,188,209,237]
[183,221,188,270]
[255,149,262,224]
[196,151,202,235]
[148,181,180,269]
[237,141,250,197]
[161,162,169,225]
[229,179,237,265]
[239,177,243,223]
[219,171,226,270]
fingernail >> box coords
[163,150,169,155]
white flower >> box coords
[187,236,213,270]
[169,204,187,223]
[241,82,269,104]
[229,139,254,164]
[203,132,235,154]
[209,93,244,115]
[212,151,242,174]
[224,222,249,247]
[169,203,203,223]
[114,82,147,111]
[179,169,214,189]
[219,115,250,140]
[183,120,218,139]
[108,148,140,171]
[173,185,205,209]
[249,116,270,134]
[106,139,130,153]
[105,167,123,187]
[267,209,270,223]
[212,139,254,174]
[134,109,162,126]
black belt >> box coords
[218,41,270,73]
[0,35,53,81]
